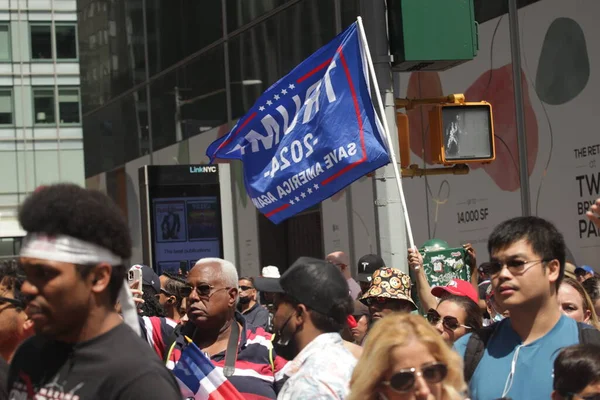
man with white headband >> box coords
[7,184,180,399]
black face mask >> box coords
[274,311,300,359]
[238,296,251,305]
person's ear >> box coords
[295,304,307,325]
[166,295,176,305]
[90,263,112,294]
[23,318,34,336]
[547,259,560,284]
[584,308,592,324]
[228,287,238,307]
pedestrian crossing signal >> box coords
[429,102,495,165]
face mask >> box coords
[238,296,251,304]
[276,312,296,346]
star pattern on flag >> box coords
[313,184,319,190]
[300,192,306,198]
[289,199,295,205]
[259,106,265,111]
[307,188,313,194]
[274,94,280,100]
[281,89,287,95]
[266,100,273,106]
[295,196,300,202]
[288,84,295,90]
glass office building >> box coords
[79,0,363,177]
[0,0,83,257]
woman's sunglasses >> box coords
[381,362,447,393]
[427,309,471,331]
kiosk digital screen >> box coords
[140,165,225,273]
[152,196,221,274]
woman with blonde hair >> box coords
[558,276,600,329]
[348,313,467,400]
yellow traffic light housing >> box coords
[429,102,495,165]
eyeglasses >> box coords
[427,309,471,331]
[0,296,25,309]
[479,259,552,276]
[239,285,254,291]
[186,283,229,299]
[381,362,447,393]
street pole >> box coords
[361,0,409,273]
[508,0,531,216]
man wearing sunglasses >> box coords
[237,277,269,329]
[0,260,33,362]
[454,216,600,400]
[145,258,287,399]
[359,267,417,322]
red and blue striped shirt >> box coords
[140,313,287,399]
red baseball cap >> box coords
[431,279,479,304]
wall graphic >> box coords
[401,0,599,267]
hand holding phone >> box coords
[128,267,143,298]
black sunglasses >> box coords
[479,259,551,276]
[178,286,193,298]
[381,362,447,393]
[0,296,25,309]
[427,309,471,331]
[183,284,229,299]
[239,285,254,291]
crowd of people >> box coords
[2,183,600,399]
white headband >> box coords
[20,233,140,336]
[20,234,123,266]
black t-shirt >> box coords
[7,323,181,400]
[0,357,7,400]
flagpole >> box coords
[356,16,415,250]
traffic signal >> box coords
[429,102,495,165]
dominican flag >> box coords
[172,340,245,400]
[206,22,390,224]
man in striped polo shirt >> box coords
[142,258,287,399]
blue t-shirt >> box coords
[454,315,579,400]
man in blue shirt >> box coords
[455,216,582,400]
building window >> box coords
[0,89,13,124]
[58,89,81,123]
[33,87,81,125]
[30,25,52,59]
[55,25,77,59]
[33,88,55,124]
[30,23,78,60]
[0,24,10,61]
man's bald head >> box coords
[326,251,351,278]
[326,251,349,266]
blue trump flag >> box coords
[206,22,390,224]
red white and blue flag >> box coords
[206,22,390,224]
[172,339,245,400]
